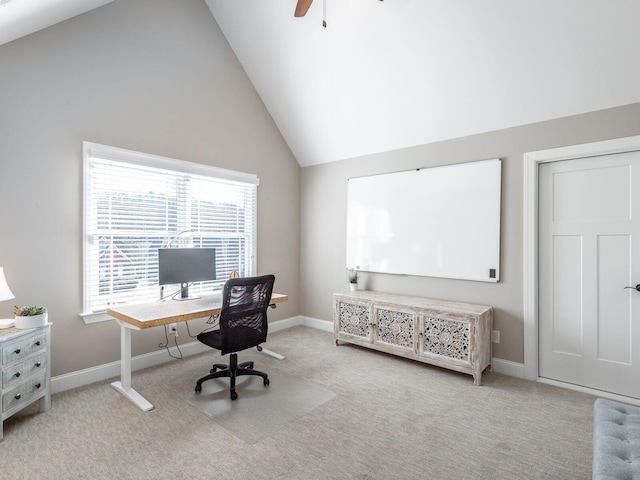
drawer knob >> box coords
[14,348,21,354]
[14,372,21,378]
[35,383,41,389]
[14,393,21,400]
[35,362,42,367]
[35,341,41,346]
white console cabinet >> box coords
[1,324,51,441]
[334,291,492,385]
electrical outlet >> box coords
[492,330,500,344]
[169,323,178,336]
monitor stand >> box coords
[175,283,200,301]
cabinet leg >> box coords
[39,392,51,413]
[473,372,482,386]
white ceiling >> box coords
[0,0,113,46]
[206,0,640,167]
[2,0,640,167]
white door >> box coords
[538,152,640,398]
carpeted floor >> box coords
[1,326,595,479]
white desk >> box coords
[107,293,288,411]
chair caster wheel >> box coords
[231,391,238,401]
[195,385,202,393]
[264,378,270,386]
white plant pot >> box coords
[14,312,48,329]
[349,283,358,291]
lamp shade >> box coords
[0,267,15,302]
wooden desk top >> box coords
[107,293,288,329]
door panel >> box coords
[539,152,640,398]
[551,235,583,356]
[597,235,631,365]
[552,165,630,222]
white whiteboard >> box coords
[346,159,501,282]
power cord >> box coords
[185,315,220,338]
[157,284,192,302]
[160,314,220,359]
[170,283,192,300]
[158,324,183,359]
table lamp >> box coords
[0,267,16,329]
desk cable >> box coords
[158,324,184,359]
[186,315,220,337]
[157,283,193,302]
[159,314,220,360]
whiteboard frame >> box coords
[346,159,502,282]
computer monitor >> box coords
[158,248,216,300]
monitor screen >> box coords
[158,248,216,300]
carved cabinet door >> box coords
[335,299,373,344]
[418,313,472,366]
[372,305,417,355]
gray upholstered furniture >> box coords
[593,398,640,479]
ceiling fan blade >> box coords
[294,0,313,17]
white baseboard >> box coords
[52,315,306,394]
[267,315,302,333]
[490,357,525,378]
[51,341,211,394]
[294,317,526,378]
[298,315,333,332]
[51,315,522,394]
[536,378,640,406]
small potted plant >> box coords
[13,305,48,330]
[348,266,360,291]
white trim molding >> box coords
[298,316,334,332]
[52,315,322,394]
[538,378,640,407]
[491,358,525,379]
[51,340,211,394]
[52,315,520,394]
[523,134,640,382]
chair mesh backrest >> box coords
[218,274,275,355]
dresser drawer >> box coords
[2,353,47,388]
[1,332,47,365]
[2,374,46,413]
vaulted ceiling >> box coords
[3,0,640,167]
[0,0,112,46]
[206,0,640,167]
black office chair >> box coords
[194,274,275,400]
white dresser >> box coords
[334,291,493,385]
[1,324,51,441]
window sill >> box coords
[80,311,113,324]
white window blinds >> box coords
[82,142,258,318]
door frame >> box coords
[523,135,640,385]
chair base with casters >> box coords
[194,351,270,400]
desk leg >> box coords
[257,346,285,360]
[111,321,154,411]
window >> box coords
[82,142,259,322]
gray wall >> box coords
[300,103,640,363]
[0,0,300,376]
[3,0,640,378]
